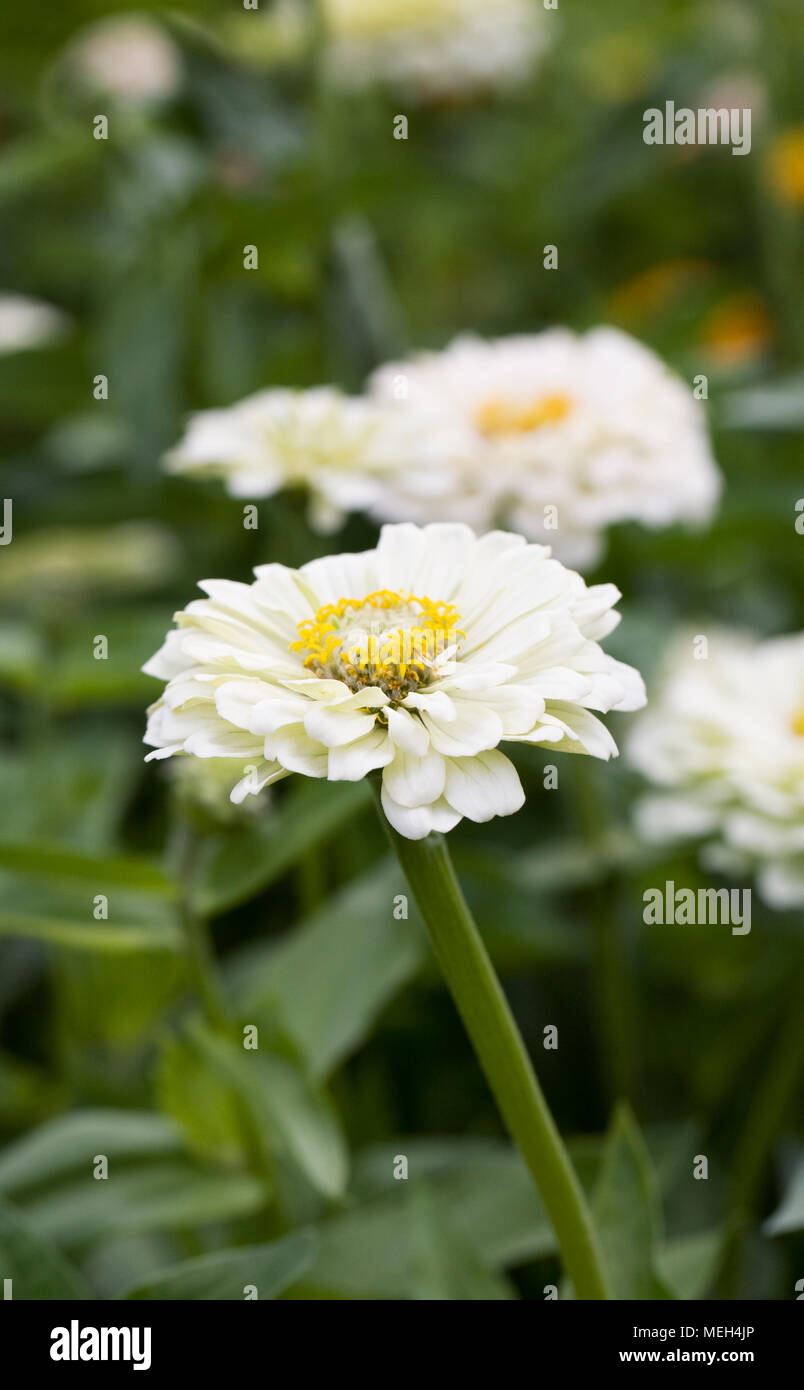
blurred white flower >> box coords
[368,328,721,568]
[67,15,182,105]
[628,630,804,908]
[171,755,270,822]
[0,295,68,355]
[165,386,425,533]
[322,0,551,99]
[143,522,645,839]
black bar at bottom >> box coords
[0,1297,798,1376]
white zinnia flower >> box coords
[66,15,182,105]
[143,522,645,839]
[322,0,550,99]
[0,295,68,355]
[164,385,426,533]
[628,630,804,908]
[368,328,721,568]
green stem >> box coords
[375,790,610,1299]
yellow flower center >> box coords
[791,707,804,737]
[475,392,572,438]
[290,589,464,699]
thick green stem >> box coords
[376,792,610,1299]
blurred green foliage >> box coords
[0,0,803,1300]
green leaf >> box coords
[51,610,178,709]
[0,871,181,954]
[399,1187,515,1301]
[292,1139,557,1298]
[227,859,426,1078]
[155,1034,251,1168]
[0,1110,182,1196]
[0,841,175,897]
[351,1138,557,1269]
[657,1230,723,1300]
[0,1196,93,1299]
[456,829,659,897]
[0,1050,63,1129]
[0,131,99,201]
[589,1104,673,1300]
[764,1154,804,1235]
[458,867,587,967]
[122,1230,318,1301]
[195,1029,349,1201]
[0,731,140,851]
[19,1162,267,1247]
[196,779,371,916]
[0,912,180,953]
[0,620,45,692]
[52,950,187,1048]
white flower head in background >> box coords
[170,755,271,823]
[322,0,551,99]
[0,295,69,355]
[628,630,804,908]
[164,385,426,533]
[66,14,182,105]
[368,328,721,569]
[143,522,645,839]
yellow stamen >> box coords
[290,589,464,697]
[475,392,572,438]
[791,707,804,737]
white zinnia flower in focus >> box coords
[628,630,804,908]
[322,0,550,99]
[0,295,68,355]
[143,523,645,839]
[368,328,721,568]
[165,386,425,533]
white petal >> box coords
[380,782,462,839]
[444,750,525,822]
[386,706,430,755]
[383,748,446,808]
[231,761,290,803]
[184,727,265,758]
[538,705,619,759]
[144,743,183,761]
[215,679,308,734]
[327,726,394,780]
[452,686,543,736]
[303,704,378,748]
[422,701,503,757]
[404,689,456,722]
[263,724,328,777]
